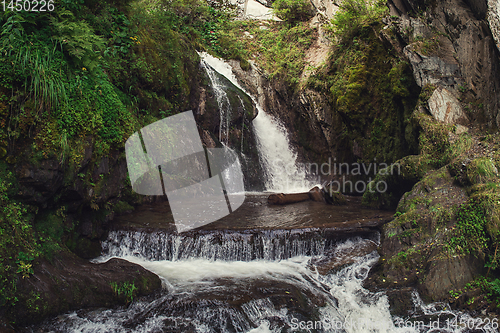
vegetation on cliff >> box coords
[0,0,235,324]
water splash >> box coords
[252,110,311,192]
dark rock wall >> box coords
[389,0,500,129]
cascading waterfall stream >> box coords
[29,230,497,333]
[200,52,314,193]
[200,58,232,145]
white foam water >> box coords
[26,231,498,333]
[200,57,233,144]
[252,110,312,193]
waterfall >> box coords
[100,229,336,262]
[252,110,310,193]
[200,58,232,145]
[199,53,313,193]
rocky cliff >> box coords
[227,0,500,315]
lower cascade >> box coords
[24,228,496,333]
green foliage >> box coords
[327,0,387,42]
[110,281,138,303]
[466,158,498,185]
[50,10,105,69]
[15,252,34,279]
[272,0,313,24]
[491,279,500,300]
[310,19,420,167]
[414,112,454,168]
[449,198,488,255]
[16,42,69,112]
[219,20,315,89]
[0,167,40,307]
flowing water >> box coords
[24,225,497,332]
[200,58,233,145]
[199,53,314,193]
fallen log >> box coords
[268,186,327,205]
[268,192,310,205]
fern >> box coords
[50,10,105,69]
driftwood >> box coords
[268,186,326,205]
[268,192,310,205]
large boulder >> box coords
[427,87,469,125]
[7,251,161,326]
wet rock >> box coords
[15,159,64,206]
[10,252,161,326]
[197,60,264,191]
[311,240,377,275]
[308,186,325,202]
[419,255,485,301]
[385,288,415,317]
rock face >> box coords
[365,167,478,302]
[389,0,500,128]
[488,0,500,50]
[427,87,468,125]
[402,43,462,89]
[197,63,265,191]
[420,255,484,300]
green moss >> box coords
[113,201,134,214]
[362,154,433,209]
[466,158,498,185]
[310,18,420,168]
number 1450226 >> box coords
[2,0,54,12]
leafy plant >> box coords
[110,281,138,303]
[272,0,313,24]
[449,198,488,255]
[15,252,34,279]
[50,10,105,69]
[16,43,68,112]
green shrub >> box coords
[327,0,387,42]
[272,0,314,24]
